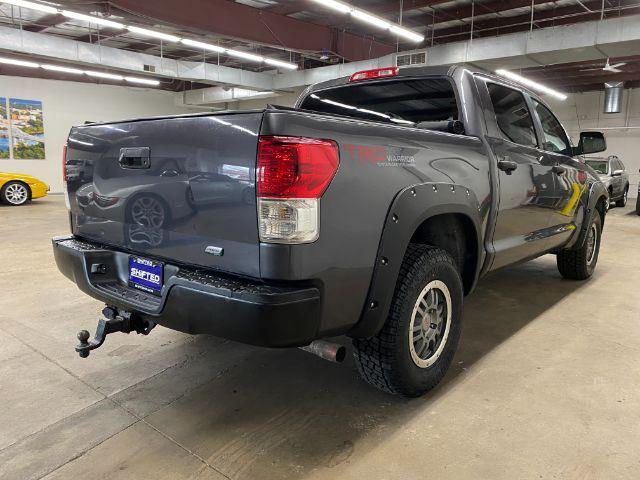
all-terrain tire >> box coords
[352,245,463,397]
[556,211,602,280]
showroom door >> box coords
[481,81,557,270]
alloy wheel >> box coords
[4,183,28,205]
[408,280,452,368]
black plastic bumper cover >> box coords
[52,236,321,347]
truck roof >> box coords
[300,64,542,103]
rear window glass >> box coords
[299,78,458,126]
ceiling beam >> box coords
[427,0,640,43]
[0,25,275,90]
[539,72,640,86]
[365,0,452,15]
[406,0,548,28]
[112,0,398,62]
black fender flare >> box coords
[564,181,607,251]
[348,182,485,338]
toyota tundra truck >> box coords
[53,65,608,397]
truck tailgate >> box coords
[66,112,262,277]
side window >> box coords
[533,100,572,155]
[487,83,537,148]
[617,159,625,171]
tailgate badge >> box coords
[205,246,224,256]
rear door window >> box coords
[299,78,458,126]
[487,83,537,148]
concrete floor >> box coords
[1,195,639,480]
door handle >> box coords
[552,165,566,175]
[119,147,150,169]
[497,159,518,175]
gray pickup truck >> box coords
[54,65,608,397]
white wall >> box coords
[546,88,640,198]
[0,75,195,193]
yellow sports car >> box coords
[0,172,49,206]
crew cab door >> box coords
[479,80,557,270]
[530,99,581,249]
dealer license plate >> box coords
[129,256,163,295]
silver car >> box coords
[585,156,630,209]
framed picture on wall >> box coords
[0,97,9,159]
[9,98,45,159]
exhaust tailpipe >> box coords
[299,340,346,363]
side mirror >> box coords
[574,131,606,155]
[612,169,624,177]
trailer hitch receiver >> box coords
[75,307,155,358]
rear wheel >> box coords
[352,245,463,397]
[557,211,602,280]
[616,186,628,208]
[636,194,640,216]
[1,181,30,206]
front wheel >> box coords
[1,181,30,206]
[352,245,463,397]
[636,194,640,216]
[556,211,602,280]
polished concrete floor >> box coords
[1,195,639,480]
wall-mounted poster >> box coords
[9,98,45,159]
[0,97,9,159]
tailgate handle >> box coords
[119,147,150,169]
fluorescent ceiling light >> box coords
[41,64,84,74]
[61,10,124,29]
[309,0,423,42]
[181,38,225,53]
[0,1,298,71]
[495,69,567,101]
[0,56,38,68]
[85,70,124,81]
[126,26,180,42]
[390,25,424,43]
[310,0,351,14]
[351,10,391,29]
[2,0,57,14]
[264,58,297,70]
[226,49,264,62]
[125,76,160,86]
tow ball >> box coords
[75,306,156,358]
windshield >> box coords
[299,77,458,126]
[585,159,608,175]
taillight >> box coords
[257,136,339,244]
[349,67,398,82]
[62,144,68,182]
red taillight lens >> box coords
[62,144,68,182]
[349,67,398,82]
[257,136,339,198]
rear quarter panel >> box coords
[259,110,492,336]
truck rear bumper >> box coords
[52,236,321,347]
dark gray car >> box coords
[585,156,630,209]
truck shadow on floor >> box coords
[121,257,588,479]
